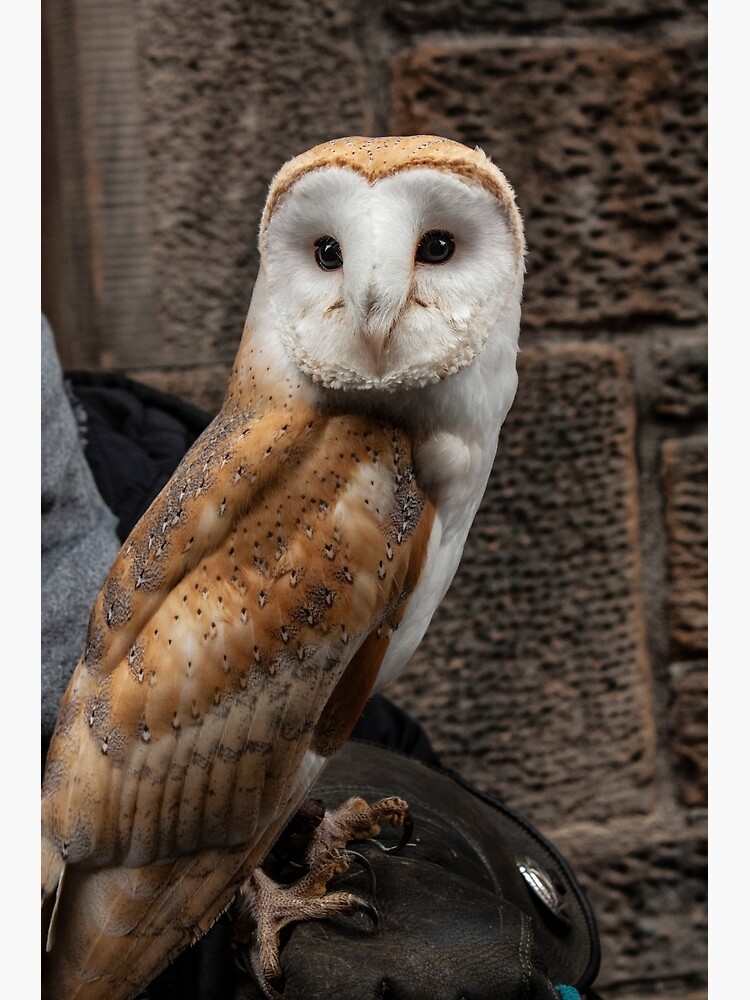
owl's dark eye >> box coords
[314,235,343,271]
[415,230,455,265]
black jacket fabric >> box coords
[65,370,214,542]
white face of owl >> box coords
[259,167,522,393]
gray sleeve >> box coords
[41,315,121,745]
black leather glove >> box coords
[230,741,601,1000]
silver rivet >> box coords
[516,856,567,921]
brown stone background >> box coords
[41,1,707,997]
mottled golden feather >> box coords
[42,401,434,999]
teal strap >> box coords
[556,988,581,1000]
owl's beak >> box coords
[345,254,408,375]
[363,315,391,370]
[361,288,403,372]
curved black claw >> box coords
[351,893,379,929]
[376,809,413,855]
[343,848,378,895]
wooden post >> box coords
[41,0,155,370]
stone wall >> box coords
[42,2,707,997]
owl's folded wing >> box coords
[41,405,434,1000]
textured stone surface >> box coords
[669,661,707,808]
[392,36,707,331]
[385,0,707,33]
[386,344,656,828]
[133,0,373,370]
[653,337,708,419]
[632,994,706,1000]
[617,993,705,1000]
[565,825,707,990]
[662,437,707,653]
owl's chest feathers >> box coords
[372,426,496,691]
[79,403,427,681]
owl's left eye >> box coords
[415,230,455,265]
[314,236,343,271]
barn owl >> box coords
[41,134,525,999]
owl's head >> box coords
[247,136,525,402]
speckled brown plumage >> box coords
[42,393,434,998]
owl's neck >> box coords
[223,272,320,416]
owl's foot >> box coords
[232,853,377,999]
[233,796,411,997]
[304,794,412,867]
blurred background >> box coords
[41,2,707,997]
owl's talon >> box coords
[376,808,413,855]
[304,794,412,866]
[342,848,378,895]
[232,852,378,995]
[350,892,379,927]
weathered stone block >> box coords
[566,825,707,990]
[662,436,707,652]
[386,344,656,828]
[134,0,373,370]
[392,36,707,331]
[385,0,707,33]
[653,337,708,420]
[669,661,707,807]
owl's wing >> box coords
[41,404,435,1000]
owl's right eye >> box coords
[314,236,343,271]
